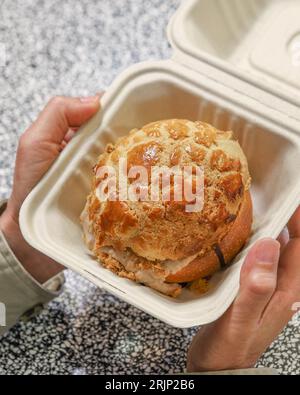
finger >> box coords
[27,95,100,144]
[233,238,280,323]
[260,207,300,327]
[268,205,300,307]
[287,206,300,239]
[277,227,289,250]
[273,237,300,298]
[64,128,77,143]
[258,237,300,336]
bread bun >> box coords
[81,119,252,297]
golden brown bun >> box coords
[166,191,253,283]
[85,120,251,263]
[85,189,252,297]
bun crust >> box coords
[85,120,251,262]
[166,191,253,283]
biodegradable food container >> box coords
[20,0,300,328]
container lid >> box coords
[168,0,300,116]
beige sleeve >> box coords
[0,200,65,336]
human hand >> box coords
[187,207,300,372]
[0,95,101,283]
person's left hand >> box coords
[0,95,101,283]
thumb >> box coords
[27,95,100,144]
[233,238,280,322]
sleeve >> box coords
[0,200,65,336]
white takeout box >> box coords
[20,0,300,328]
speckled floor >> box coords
[0,0,299,375]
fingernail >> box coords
[80,96,99,103]
[255,239,280,264]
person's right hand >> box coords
[187,207,300,372]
